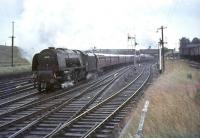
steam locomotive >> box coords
[32,47,138,91]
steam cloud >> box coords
[15,0,174,60]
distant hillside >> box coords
[0,45,30,67]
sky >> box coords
[0,0,199,58]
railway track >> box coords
[0,66,133,137]
[0,89,42,112]
[0,77,34,99]
[46,64,151,138]
[0,76,31,88]
[0,66,128,112]
[188,61,200,69]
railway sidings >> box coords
[0,62,155,138]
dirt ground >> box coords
[120,59,200,138]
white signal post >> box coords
[134,35,137,66]
[128,34,138,66]
[159,43,162,72]
[157,25,167,73]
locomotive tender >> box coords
[32,47,137,91]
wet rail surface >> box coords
[0,66,134,137]
[0,76,34,99]
[47,64,152,138]
[0,76,31,89]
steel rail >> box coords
[0,77,31,86]
[0,72,113,118]
[0,66,129,137]
[0,81,31,91]
[0,83,34,99]
[83,66,151,138]
[0,76,113,131]
[0,90,39,109]
[47,65,150,138]
[8,67,131,138]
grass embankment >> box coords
[0,65,31,76]
[120,60,200,138]
[0,46,31,75]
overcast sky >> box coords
[0,0,199,56]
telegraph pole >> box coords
[9,21,15,67]
[157,26,167,72]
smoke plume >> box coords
[15,0,175,60]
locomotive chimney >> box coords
[48,47,55,49]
